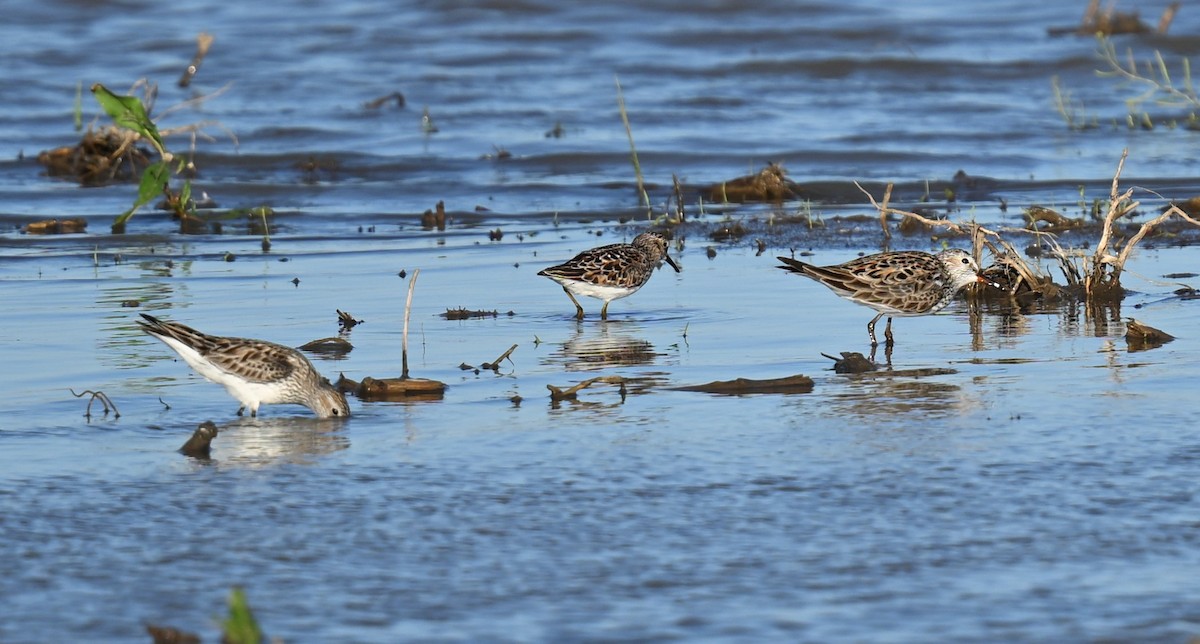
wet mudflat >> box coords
[4,0,1200,641]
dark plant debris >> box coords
[672,374,815,394]
[24,218,87,234]
[37,126,151,186]
[443,308,499,320]
[421,200,447,230]
[146,624,200,644]
[364,91,406,110]
[179,420,218,458]
[547,375,627,401]
[481,344,518,371]
[1125,318,1175,352]
[1048,0,1179,36]
[298,337,353,357]
[821,352,877,374]
[708,162,802,203]
[337,309,363,331]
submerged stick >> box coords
[402,268,420,379]
[546,375,626,401]
[482,344,518,371]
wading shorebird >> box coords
[538,231,681,320]
[138,313,350,418]
[776,249,986,346]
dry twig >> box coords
[70,388,121,418]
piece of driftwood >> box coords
[355,376,446,401]
[672,374,814,394]
[298,337,353,356]
[179,421,218,458]
[547,375,627,401]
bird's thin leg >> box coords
[600,301,609,320]
[883,317,895,346]
[867,313,884,347]
[237,406,245,416]
[562,287,585,320]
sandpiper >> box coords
[138,313,350,418]
[777,249,986,346]
[538,231,681,320]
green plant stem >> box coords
[615,75,650,216]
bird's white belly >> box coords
[558,279,637,303]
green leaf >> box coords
[113,161,169,227]
[222,587,263,644]
[179,181,192,216]
[90,83,165,153]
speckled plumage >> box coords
[138,313,350,418]
[539,231,681,320]
[777,249,985,345]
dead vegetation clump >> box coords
[1048,0,1179,36]
[861,150,1200,312]
[37,126,152,185]
[709,163,803,203]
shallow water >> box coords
[4,0,1200,642]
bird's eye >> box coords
[961,257,970,265]
[332,408,340,416]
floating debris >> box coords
[354,375,446,400]
[547,375,627,401]
[146,624,200,644]
[363,91,406,110]
[442,308,499,320]
[1047,1,1178,36]
[37,126,151,185]
[23,218,87,234]
[1126,318,1175,352]
[708,163,801,203]
[179,420,218,458]
[709,221,746,241]
[336,309,363,331]
[298,337,353,357]
[821,352,877,374]
[421,200,447,231]
[672,374,814,394]
[481,344,518,371]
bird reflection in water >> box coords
[179,416,349,467]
